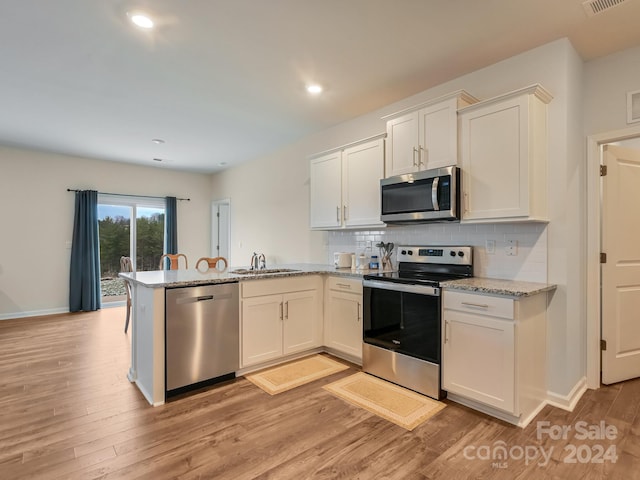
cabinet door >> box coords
[460,95,529,221]
[310,151,342,228]
[385,111,419,177]
[326,290,362,359]
[442,310,516,414]
[419,98,459,170]
[241,294,283,367]
[283,290,320,355]
[342,138,384,227]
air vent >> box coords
[582,0,629,17]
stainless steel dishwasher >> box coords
[165,282,239,397]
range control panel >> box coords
[396,246,473,266]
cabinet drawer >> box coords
[443,290,514,320]
[241,275,321,298]
[327,276,362,294]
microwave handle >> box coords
[431,176,439,211]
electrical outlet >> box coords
[65,240,72,250]
[485,239,496,254]
[506,239,518,256]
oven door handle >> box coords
[363,279,440,296]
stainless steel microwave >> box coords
[380,165,459,224]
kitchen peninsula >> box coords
[120,264,362,405]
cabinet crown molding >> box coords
[381,90,480,120]
[458,84,553,114]
[308,132,386,159]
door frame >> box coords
[586,124,640,389]
[211,198,231,261]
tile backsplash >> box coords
[327,222,548,283]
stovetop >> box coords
[363,245,473,287]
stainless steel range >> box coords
[362,245,473,399]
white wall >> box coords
[584,44,640,135]
[0,146,211,318]
[211,38,587,399]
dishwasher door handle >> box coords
[175,293,232,304]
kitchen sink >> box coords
[230,268,301,275]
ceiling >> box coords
[2,0,640,174]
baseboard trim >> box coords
[546,376,588,411]
[0,301,127,321]
[0,307,69,321]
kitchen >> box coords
[2,1,640,478]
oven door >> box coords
[362,279,441,363]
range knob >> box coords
[449,251,456,257]
[458,251,465,257]
[407,250,413,255]
[400,250,407,255]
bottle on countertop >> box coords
[358,253,367,270]
[369,255,379,270]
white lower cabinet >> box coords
[324,277,363,362]
[241,276,322,368]
[442,289,547,426]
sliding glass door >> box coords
[98,195,165,303]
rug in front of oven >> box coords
[244,354,349,395]
[323,372,446,430]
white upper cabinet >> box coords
[459,84,552,223]
[309,135,385,230]
[309,150,342,229]
[384,91,478,177]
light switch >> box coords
[485,239,495,254]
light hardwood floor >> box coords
[0,307,639,479]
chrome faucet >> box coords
[250,252,266,270]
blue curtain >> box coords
[69,190,101,312]
[165,196,178,269]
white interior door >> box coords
[211,200,230,261]
[601,144,640,384]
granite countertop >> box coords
[441,277,557,297]
[119,263,369,288]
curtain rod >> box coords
[66,189,190,201]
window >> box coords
[98,195,165,303]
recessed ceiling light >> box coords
[306,84,323,95]
[151,138,165,144]
[218,161,228,166]
[129,12,154,29]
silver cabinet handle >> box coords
[336,283,351,289]
[357,302,361,322]
[279,302,283,320]
[412,147,419,167]
[461,302,490,309]
[464,192,469,213]
[444,320,450,343]
[419,146,426,167]
[284,300,289,319]
[336,206,340,223]
[431,176,439,211]
[343,205,347,221]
